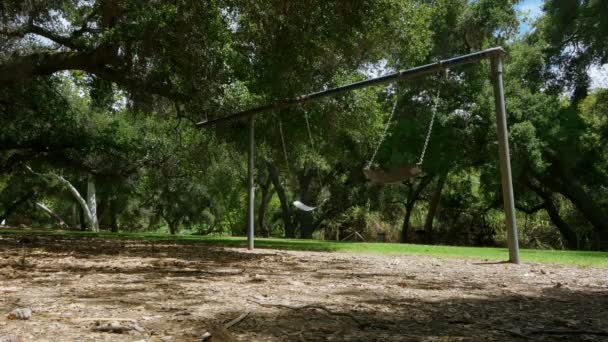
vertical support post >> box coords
[247,115,255,250]
[491,55,520,264]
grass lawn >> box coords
[1,228,606,268]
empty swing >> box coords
[277,113,317,212]
[363,91,439,184]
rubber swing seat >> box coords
[363,165,422,184]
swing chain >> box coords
[416,91,439,166]
[277,116,293,177]
[366,96,399,170]
[304,111,316,154]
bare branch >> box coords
[29,24,85,49]
[0,22,84,50]
[25,165,95,230]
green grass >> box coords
[1,228,607,268]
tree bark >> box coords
[168,220,179,235]
[296,167,316,239]
[35,202,68,228]
[59,174,94,229]
[298,210,315,239]
[524,177,579,249]
[401,201,415,243]
[401,176,434,243]
[26,166,96,231]
[543,198,579,249]
[267,162,294,238]
[423,173,447,244]
[79,206,87,231]
[71,203,78,229]
[87,174,99,232]
[257,176,273,237]
[542,164,608,239]
[109,197,119,233]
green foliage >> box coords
[1,0,607,251]
[539,0,608,99]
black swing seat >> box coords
[363,165,422,184]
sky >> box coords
[515,0,543,34]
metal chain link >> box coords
[416,91,440,166]
[303,111,316,154]
[366,96,399,170]
[278,117,292,176]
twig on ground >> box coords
[224,311,249,329]
[248,299,367,328]
[201,311,250,341]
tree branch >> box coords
[35,202,69,228]
[29,24,85,50]
[25,165,95,230]
[0,50,183,100]
[71,7,101,38]
[0,49,107,86]
[516,202,546,215]
[0,22,85,50]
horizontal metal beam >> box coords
[197,47,505,127]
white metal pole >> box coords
[491,56,520,264]
[247,115,255,250]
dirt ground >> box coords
[0,235,607,341]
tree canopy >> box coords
[1,0,606,250]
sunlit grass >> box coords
[1,228,606,268]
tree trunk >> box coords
[26,166,96,231]
[298,210,315,239]
[543,198,578,249]
[35,202,68,228]
[296,167,316,239]
[168,220,178,235]
[96,197,108,227]
[525,176,579,249]
[87,174,99,232]
[109,197,119,233]
[401,176,433,243]
[423,173,447,244]
[267,162,294,238]
[542,165,608,239]
[401,201,415,243]
[71,203,77,229]
[257,176,273,237]
[79,206,87,231]
[0,191,34,223]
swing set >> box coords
[278,88,437,211]
[197,47,521,264]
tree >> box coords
[539,0,608,102]
[475,36,608,248]
[0,0,233,109]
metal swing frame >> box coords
[197,47,520,264]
